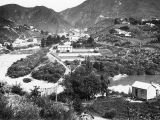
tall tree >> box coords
[87,37,94,44]
[100,74,110,96]
[41,38,46,47]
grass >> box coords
[88,96,160,120]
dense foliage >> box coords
[11,83,26,96]
[72,36,97,48]
[94,50,160,76]
[0,94,13,119]
[31,61,65,83]
[0,83,78,120]
[89,97,160,120]
[62,57,110,100]
[23,78,32,83]
[6,48,49,78]
[41,35,68,47]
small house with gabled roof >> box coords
[132,81,160,100]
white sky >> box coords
[0,0,86,12]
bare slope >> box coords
[61,0,160,28]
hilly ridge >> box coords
[0,4,72,33]
[61,0,160,28]
[0,17,47,44]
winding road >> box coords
[47,52,70,93]
[48,52,109,120]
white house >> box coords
[115,29,131,37]
[0,43,3,47]
[63,41,71,46]
[33,38,38,43]
[57,45,73,53]
[132,81,160,100]
[70,36,79,42]
[58,32,68,37]
[12,38,26,47]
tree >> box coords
[87,37,94,44]
[114,18,121,24]
[93,61,100,71]
[61,35,66,40]
[30,86,41,97]
[83,56,93,74]
[46,35,53,46]
[99,62,104,71]
[83,71,102,100]
[100,74,110,96]
[62,70,101,101]
[56,35,61,42]
[41,38,46,47]
[6,43,13,51]
[62,58,102,101]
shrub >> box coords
[28,44,34,48]
[73,59,80,65]
[94,50,98,53]
[30,86,41,97]
[103,109,116,119]
[0,81,7,94]
[23,78,32,83]
[73,100,84,114]
[40,56,49,63]
[2,84,12,94]
[31,61,65,83]
[0,94,14,119]
[39,100,69,120]
[64,60,71,65]
[11,83,26,96]
[8,95,40,120]
[30,96,47,108]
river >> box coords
[109,75,160,93]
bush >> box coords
[0,94,14,119]
[30,96,47,108]
[0,81,7,94]
[40,101,69,119]
[31,61,65,83]
[30,86,41,97]
[28,44,34,48]
[23,78,32,83]
[94,50,98,53]
[8,95,40,120]
[64,60,71,65]
[11,83,26,96]
[73,100,84,114]
[103,109,116,119]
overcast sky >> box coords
[0,0,86,12]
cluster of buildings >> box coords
[115,29,131,37]
[12,37,39,48]
[50,30,101,62]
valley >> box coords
[1,0,160,120]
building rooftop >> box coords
[58,45,72,47]
[132,81,152,90]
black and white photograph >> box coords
[0,0,160,120]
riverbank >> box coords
[109,74,160,94]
